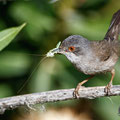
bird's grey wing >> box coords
[112,40,120,57]
[104,9,120,41]
[91,40,112,61]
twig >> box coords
[0,85,120,114]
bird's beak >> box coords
[46,41,62,57]
[51,48,60,53]
[46,48,61,57]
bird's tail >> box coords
[104,9,120,41]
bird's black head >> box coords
[59,35,89,55]
[58,35,90,63]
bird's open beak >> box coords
[51,48,60,53]
[46,48,61,57]
[46,41,62,57]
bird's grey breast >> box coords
[72,41,119,75]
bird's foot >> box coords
[73,85,85,98]
[104,83,112,95]
[73,77,93,98]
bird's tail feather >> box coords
[104,9,120,41]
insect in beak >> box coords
[46,41,61,57]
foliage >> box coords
[0,23,26,51]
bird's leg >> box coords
[104,69,115,95]
[73,75,95,98]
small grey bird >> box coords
[48,10,120,98]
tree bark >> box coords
[0,85,120,114]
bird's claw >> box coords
[73,86,85,98]
[73,89,80,98]
[104,84,112,95]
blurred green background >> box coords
[0,0,120,120]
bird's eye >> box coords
[68,46,75,52]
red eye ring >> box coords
[68,46,75,52]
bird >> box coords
[49,10,120,98]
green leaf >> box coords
[0,23,26,51]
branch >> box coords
[0,85,120,114]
